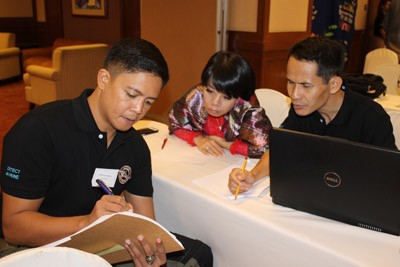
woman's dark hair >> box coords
[201,51,255,101]
[288,36,346,84]
[103,38,169,88]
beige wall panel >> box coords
[355,0,368,30]
[36,0,46,22]
[269,0,309,33]
[0,0,33,17]
[229,0,258,32]
[141,0,218,121]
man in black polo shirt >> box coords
[0,38,212,266]
[228,36,397,195]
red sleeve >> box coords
[173,129,202,146]
[230,138,249,156]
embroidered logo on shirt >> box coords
[5,166,21,180]
[118,165,132,184]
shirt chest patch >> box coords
[118,165,132,185]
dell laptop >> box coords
[269,128,400,235]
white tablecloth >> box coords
[375,94,400,148]
[135,120,400,267]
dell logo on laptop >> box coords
[324,172,341,187]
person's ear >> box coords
[97,69,110,91]
[328,76,343,94]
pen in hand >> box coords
[96,179,114,195]
[235,157,248,200]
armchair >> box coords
[21,38,92,72]
[0,32,21,81]
[24,43,108,107]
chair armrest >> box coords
[21,46,52,62]
[0,47,20,57]
[26,65,59,80]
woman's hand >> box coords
[125,235,167,266]
[194,135,225,157]
[208,135,233,149]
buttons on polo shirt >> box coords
[98,134,104,139]
[320,118,324,123]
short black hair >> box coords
[201,51,255,101]
[288,36,346,84]
[103,38,169,88]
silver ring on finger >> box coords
[205,146,210,152]
[145,254,156,265]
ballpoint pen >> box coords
[161,137,168,149]
[235,157,247,200]
[96,179,114,195]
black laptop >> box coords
[269,128,400,235]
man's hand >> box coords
[125,235,167,266]
[83,195,134,228]
[228,168,257,194]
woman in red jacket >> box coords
[168,51,272,158]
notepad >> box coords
[44,212,184,264]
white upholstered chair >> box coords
[0,247,112,267]
[255,88,291,127]
[0,32,21,80]
[374,64,400,95]
[363,48,398,75]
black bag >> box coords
[342,73,386,98]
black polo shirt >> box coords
[281,89,397,149]
[0,89,153,221]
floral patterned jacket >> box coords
[168,85,272,158]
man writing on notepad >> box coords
[0,38,212,266]
[228,36,397,195]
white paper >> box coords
[192,162,270,200]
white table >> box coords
[375,94,400,148]
[135,120,400,267]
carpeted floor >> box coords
[0,79,30,162]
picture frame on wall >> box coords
[71,0,107,17]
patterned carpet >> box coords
[0,79,30,162]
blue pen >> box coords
[96,179,114,195]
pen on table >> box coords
[235,157,248,200]
[161,137,168,149]
[96,179,114,195]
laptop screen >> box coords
[269,128,400,235]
